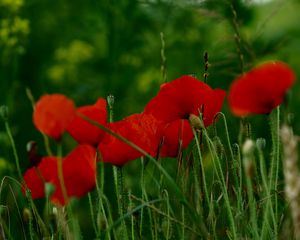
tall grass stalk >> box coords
[257,138,277,238]
[2,116,22,181]
[202,129,237,239]
[140,157,155,239]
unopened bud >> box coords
[213,136,225,158]
[242,139,255,155]
[0,106,8,121]
[26,141,42,166]
[243,139,255,177]
[52,206,58,216]
[23,208,31,224]
[189,114,204,129]
[256,138,266,150]
[107,94,114,109]
[97,212,107,230]
[45,182,55,197]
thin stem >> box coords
[269,107,280,228]
[229,2,244,73]
[113,165,128,239]
[88,193,99,236]
[25,88,53,156]
[192,128,209,210]
[128,190,135,240]
[215,112,241,208]
[4,121,23,181]
[258,147,277,238]
[242,145,259,239]
[163,189,171,239]
[203,51,209,83]
[160,32,167,83]
[140,157,155,239]
[181,205,185,240]
[57,144,69,204]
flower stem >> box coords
[269,106,280,228]
[57,143,69,204]
[4,120,23,181]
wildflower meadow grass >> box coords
[1,0,300,239]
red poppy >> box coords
[144,75,225,157]
[23,156,57,199]
[228,61,295,116]
[66,98,107,146]
[144,75,226,127]
[98,113,161,166]
[33,94,76,140]
[159,119,194,158]
[23,145,97,206]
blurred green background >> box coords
[0,0,300,238]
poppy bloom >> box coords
[33,94,76,140]
[23,144,97,206]
[98,113,161,166]
[228,61,295,116]
[144,75,226,127]
[144,75,226,157]
[66,98,107,146]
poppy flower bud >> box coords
[189,114,204,129]
[243,139,255,177]
[23,208,31,224]
[0,105,8,121]
[243,139,255,155]
[45,182,55,197]
[256,138,266,150]
[107,94,114,110]
[26,141,42,166]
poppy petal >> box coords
[145,75,225,127]
[23,156,57,199]
[33,94,76,139]
[50,144,97,206]
[98,113,161,166]
[66,98,107,145]
[160,119,194,158]
[23,145,96,206]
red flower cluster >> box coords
[24,75,225,204]
[24,61,295,205]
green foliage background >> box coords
[0,0,300,238]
